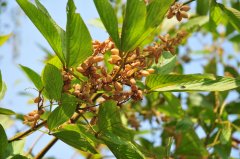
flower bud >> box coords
[130,78,136,85]
[147,68,155,74]
[181,5,190,11]
[140,70,150,76]
[114,82,123,91]
[93,56,104,63]
[34,97,42,103]
[77,66,85,73]
[111,48,119,55]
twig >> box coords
[8,120,47,143]
[183,0,195,5]
[26,133,45,156]
[34,137,58,159]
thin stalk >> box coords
[8,120,47,143]
[26,133,45,156]
[183,0,195,5]
[34,137,58,159]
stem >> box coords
[183,0,195,5]
[26,133,45,156]
[8,120,47,143]
[34,137,58,159]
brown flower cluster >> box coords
[23,109,45,127]
[62,68,74,92]
[144,31,187,63]
[66,39,156,105]
[167,2,190,21]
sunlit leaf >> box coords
[16,0,65,63]
[93,0,120,48]
[0,124,8,159]
[53,124,97,153]
[0,34,11,46]
[19,65,43,90]
[66,0,93,67]
[220,121,232,144]
[0,107,15,115]
[42,64,63,100]
[146,74,240,92]
[47,94,77,130]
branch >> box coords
[183,0,195,5]
[34,137,58,159]
[8,120,47,143]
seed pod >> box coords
[176,12,182,21]
[102,94,109,100]
[101,67,107,76]
[132,61,140,67]
[111,48,119,55]
[167,11,174,19]
[93,56,104,63]
[127,69,136,77]
[131,84,138,91]
[103,84,112,91]
[181,5,190,11]
[38,109,45,115]
[81,63,88,70]
[180,11,188,18]
[74,84,81,90]
[113,65,120,71]
[76,66,85,73]
[92,73,101,79]
[114,82,123,91]
[112,55,121,61]
[130,78,136,85]
[33,114,40,120]
[140,70,150,76]
[28,110,38,116]
[125,64,132,72]
[34,96,42,103]
[24,115,35,122]
[74,90,81,96]
[106,75,112,83]
[147,68,155,74]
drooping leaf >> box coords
[47,94,77,130]
[11,155,28,159]
[16,0,65,63]
[0,107,15,115]
[152,51,177,74]
[93,0,120,48]
[224,6,240,32]
[0,34,11,46]
[121,0,146,51]
[66,0,93,67]
[220,121,232,144]
[4,140,25,158]
[175,129,208,157]
[197,0,209,15]
[209,1,226,32]
[53,124,97,153]
[42,64,63,100]
[161,92,184,118]
[146,74,240,92]
[98,132,145,159]
[0,70,2,92]
[134,0,174,47]
[180,16,209,30]
[19,65,43,90]
[0,82,7,100]
[98,100,134,140]
[214,142,231,159]
[0,124,8,159]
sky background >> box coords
[0,0,239,158]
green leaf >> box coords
[175,129,208,157]
[161,92,184,118]
[93,0,120,48]
[19,65,43,90]
[209,1,226,32]
[176,118,194,132]
[104,51,114,73]
[0,34,11,46]
[0,107,15,115]
[214,142,231,159]
[66,0,93,67]
[224,6,240,32]
[98,132,145,159]
[146,74,240,92]
[121,0,146,51]
[5,140,25,158]
[0,124,8,159]
[180,16,209,30]
[0,70,2,92]
[16,0,65,63]
[53,124,97,153]
[197,0,209,15]
[152,51,176,74]
[220,121,232,144]
[134,0,174,47]
[47,94,77,130]
[11,155,28,159]
[0,82,7,100]
[42,64,63,100]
